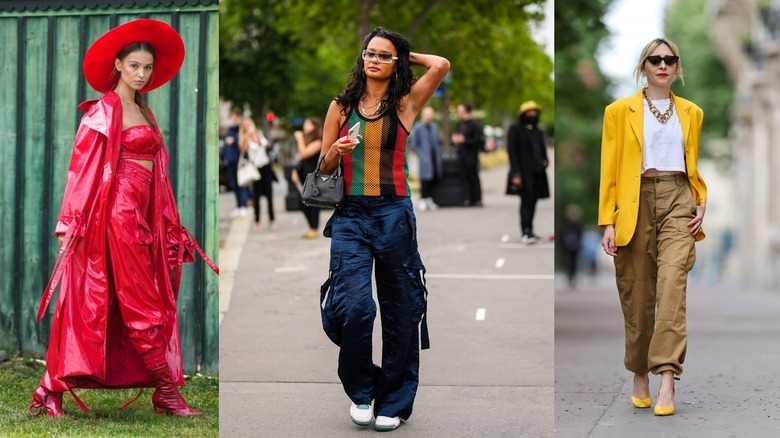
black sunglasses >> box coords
[645,55,679,66]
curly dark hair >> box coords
[336,27,416,117]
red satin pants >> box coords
[42,160,166,392]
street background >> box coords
[556,1,780,436]
[555,274,780,437]
[218,160,554,436]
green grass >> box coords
[1,358,218,437]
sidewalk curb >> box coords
[218,216,250,325]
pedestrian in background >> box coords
[451,102,483,207]
[409,106,443,211]
[561,204,583,289]
[225,107,251,218]
[599,38,707,417]
[241,117,276,231]
[507,100,550,243]
[317,26,449,432]
[29,19,217,418]
[294,118,323,238]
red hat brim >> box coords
[83,19,185,94]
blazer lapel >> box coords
[674,95,691,150]
[628,90,644,150]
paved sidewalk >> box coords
[555,274,780,437]
[219,160,555,437]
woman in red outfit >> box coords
[28,19,217,418]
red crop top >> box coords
[120,125,162,160]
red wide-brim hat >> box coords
[83,19,185,94]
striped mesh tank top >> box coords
[340,108,411,197]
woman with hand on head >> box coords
[599,37,707,417]
[29,19,218,418]
[318,27,449,432]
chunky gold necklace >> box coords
[643,88,674,124]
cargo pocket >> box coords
[405,207,418,243]
[320,253,342,346]
[403,251,430,350]
[323,211,336,238]
[682,238,696,273]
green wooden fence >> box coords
[0,2,219,373]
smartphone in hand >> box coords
[347,122,361,142]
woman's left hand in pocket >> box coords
[687,204,706,237]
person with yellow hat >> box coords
[507,100,549,243]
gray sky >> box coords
[530,0,555,61]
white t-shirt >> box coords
[642,98,685,174]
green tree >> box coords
[665,0,734,145]
[220,0,553,130]
[219,0,298,119]
[554,0,614,234]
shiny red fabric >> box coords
[39,91,211,392]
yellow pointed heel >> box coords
[654,371,676,416]
[653,403,675,416]
[631,396,652,408]
[631,373,652,408]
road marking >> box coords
[426,273,553,280]
[501,234,510,243]
[476,308,486,321]
[499,243,551,249]
[495,258,505,269]
[274,266,307,273]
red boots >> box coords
[140,347,202,416]
[29,370,202,418]
[29,347,201,417]
[28,386,65,418]
[149,365,203,416]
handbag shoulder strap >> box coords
[315,154,342,177]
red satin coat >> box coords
[39,91,212,391]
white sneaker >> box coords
[350,402,373,427]
[418,199,428,211]
[521,234,538,245]
[375,415,401,431]
[427,199,439,210]
[238,207,248,218]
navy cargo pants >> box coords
[320,196,429,420]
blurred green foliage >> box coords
[219,0,553,129]
[554,0,614,237]
[666,0,734,145]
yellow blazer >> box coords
[598,90,707,246]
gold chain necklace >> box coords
[643,88,674,124]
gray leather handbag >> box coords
[301,155,344,209]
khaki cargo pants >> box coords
[614,174,697,376]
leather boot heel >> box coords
[149,366,203,416]
[28,386,65,418]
